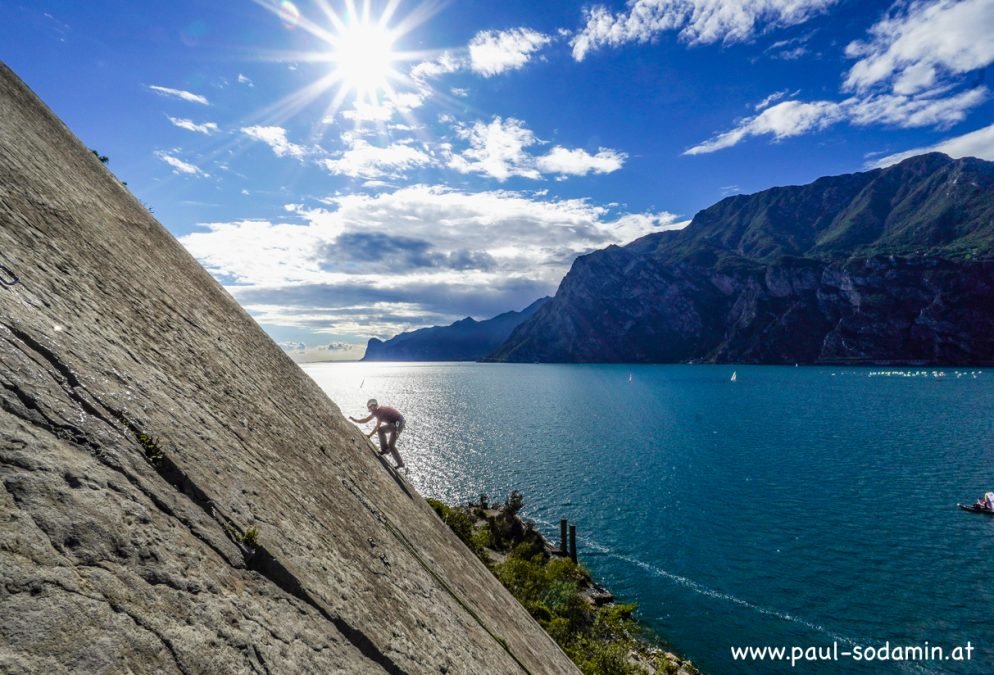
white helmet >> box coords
[366,398,378,409]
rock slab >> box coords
[0,61,576,674]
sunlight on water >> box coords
[302,362,994,673]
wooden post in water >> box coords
[568,523,577,563]
[560,518,568,556]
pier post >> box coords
[568,524,577,563]
[560,518,568,556]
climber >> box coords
[349,398,406,470]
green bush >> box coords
[567,638,642,675]
[241,527,260,548]
[509,538,545,561]
[426,493,694,674]
[427,499,481,554]
[496,557,546,603]
[545,557,589,585]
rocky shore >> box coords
[428,492,700,675]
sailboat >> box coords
[730,371,737,382]
[628,372,632,384]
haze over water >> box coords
[303,363,994,673]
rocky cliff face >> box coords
[363,298,548,362]
[490,154,994,364]
[0,62,576,674]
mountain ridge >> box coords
[489,153,994,365]
[363,297,549,361]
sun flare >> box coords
[330,19,398,100]
[255,0,439,126]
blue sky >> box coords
[3,0,993,360]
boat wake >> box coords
[532,517,863,646]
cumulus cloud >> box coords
[844,0,994,95]
[410,51,465,82]
[241,125,310,159]
[686,0,993,155]
[148,85,209,105]
[411,27,551,83]
[320,232,498,273]
[237,73,254,87]
[571,0,837,60]
[846,87,988,129]
[322,138,433,179]
[686,99,843,154]
[155,151,209,177]
[167,116,218,134]
[278,340,364,363]
[447,117,627,180]
[468,28,552,76]
[535,146,627,176]
[870,122,994,168]
[448,117,541,181]
[179,185,680,336]
[337,92,424,123]
[687,86,989,154]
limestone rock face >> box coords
[490,154,994,364]
[0,62,576,674]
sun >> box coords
[254,0,439,124]
[330,19,398,100]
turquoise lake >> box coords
[302,363,994,673]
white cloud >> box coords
[448,117,542,181]
[755,89,790,111]
[870,122,994,168]
[844,0,994,95]
[155,151,209,177]
[282,342,365,363]
[179,186,681,336]
[148,85,209,105]
[686,1,994,157]
[687,85,989,154]
[411,51,465,82]
[237,73,254,87]
[451,87,470,97]
[167,116,219,134]
[468,28,552,76]
[322,139,434,179]
[536,146,627,176]
[241,125,310,159]
[410,28,551,83]
[339,92,425,123]
[446,116,629,181]
[340,102,395,123]
[764,32,815,61]
[571,0,837,60]
[685,99,843,154]
[846,87,988,129]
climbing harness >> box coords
[0,263,18,287]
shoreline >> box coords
[427,492,700,675]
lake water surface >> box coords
[302,363,994,673]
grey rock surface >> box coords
[0,61,577,674]
[490,154,994,365]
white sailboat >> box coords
[730,371,737,382]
